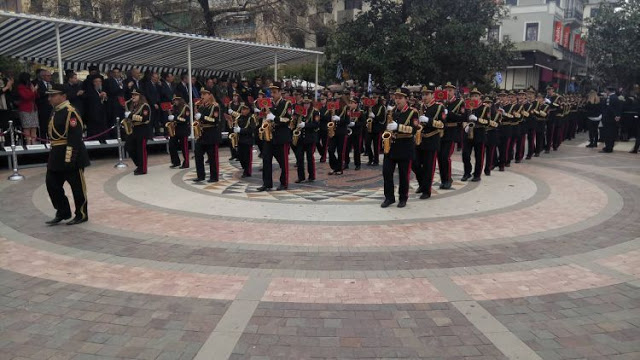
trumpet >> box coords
[381,107,395,154]
[259,121,272,142]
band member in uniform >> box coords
[124,90,152,175]
[193,88,222,182]
[461,88,489,182]
[327,93,349,176]
[498,91,515,171]
[44,84,90,225]
[228,91,242,161]
[344,97,365,170]
[253,90,266,157]
[532,93,550,157]
[413,86,445,199]
[366,90,386,166]
[167,95,190,169]
[439,82,465,189]
[381,87,419,208]
[524,88,537,159]
[230,103,257,177]
[257,82,293,191]
[316,93,330,163]
[484,97,499,176]
[513,90,528,163]
[294,96,320,183]
[545,85,562,153]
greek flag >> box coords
[367,74,372,95]
[336,61,344,80]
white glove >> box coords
[348,121,355,128]
[544,98,551,104]
[331,115,340,122]
[368,112,375,118]
[297,122,305,129]
[233,126,241,133]
[386,105,394,111]
[419,115,429,124]
[124,111,131,118]
[464,124,471,133]
[266,113,275,121]
[386,122,398,131]
[167,115,175,121]
[254,107,260,113]
[195,113,202,120]
[444,109,449,115]
[227,108,234,114]
[468,114,478,122]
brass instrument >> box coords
[466,122,475,140]
[228,113,239,149]
[121,118,133,136]
[381,106,395,154]
[366,118,373,133]
[166,121,176,137]
[193,121,202,139]
[259,121,272,142]
[327,121,336,138]
[414,124,423,146]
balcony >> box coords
[564,8,584,27]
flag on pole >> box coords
[336,61,344,80]
[367,74,372,95]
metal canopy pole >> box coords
[314,54,319,101]
[274,52,278,81]
[55,24,64,84]
[187,41,195,151]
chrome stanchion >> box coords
[114,117,128,169]
[7,120,25,181]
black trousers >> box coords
[412,148,438,195]
[526,128,536,157]
[485,144,496,175]
[514,132,526,161]
[238,143,253,176]
[328,134,348,172]
[587,120,600,145]
[345,133,363,168]
[366,131,382,164]
[383,155,412,202]
[295,142,316,181]
[498,134,511,167]
[169,136,189,167]
[195,143,218,181]
[46,168,88,220]
[601,121,616,151]
[438,140,455,184]
[462,139,484,178]
[126,137,148,173]
[535,122,546,155]
[317,130,329,162]
[545,119,556,151]
[262,142,289,188]
[553,119,565,149]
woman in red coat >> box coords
[16,72,39,145]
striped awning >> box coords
[0,11,323,76]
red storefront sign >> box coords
[553,21,563,44]
[562,26,571,48]
[573,34,580,53]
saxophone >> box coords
[292,114,302,146]
[258,108,273,142]
[121,118,133,136]
[327,108,336,138]
[381,106,395,154]
[228,111,240,149]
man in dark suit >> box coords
[159,72,175,135]
[84,75,108,141]
[103,68,126,137]
[34,69,53,139]
[140,72,161,135]
[600,86,623,153]
[63,71,84,117]
[125,68,141,101]
[175,73,190,101]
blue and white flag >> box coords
[367,74,372,95]
[336,61,344,80]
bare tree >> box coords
[29,0,43,14]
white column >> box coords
[274,52,278,80]
[55,24,64,84]
[187,41,195,149]
[314,54,319,101]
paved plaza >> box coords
[1,135,639,360]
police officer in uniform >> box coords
[461,89,489,182]
[257,82,293,191]
[193,88,222,182]
[439,82,465,189]
[381,88,419,208]
[124,90,152,175]
[230,103,257,177]
[44,84,90,225]
[294,96,320,183]
[413,86,445,199]
[167,95,191,169]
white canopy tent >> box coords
[0,10,323,144]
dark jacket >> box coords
[47,101,90,171]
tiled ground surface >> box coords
[1,133,639,359]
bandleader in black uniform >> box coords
[167,95,191,169]
[44,84,90,226]
[124,90,152,175]
[381,88,419,208]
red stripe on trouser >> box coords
[183,137,189,167]
[448,142,455,179]
[405,160,412,198]
[248,146,253,175]
[284,143,289,186]
[341,136,347,170]
[429,153,437,194]
[142,139,147,173]
[311,144,316,179]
